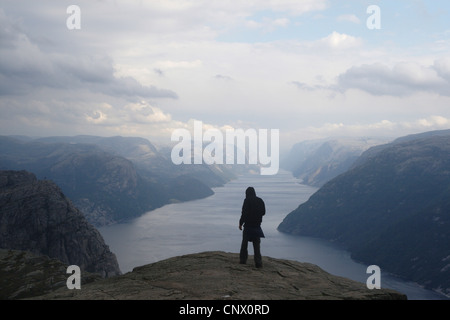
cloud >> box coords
[292,116,450,141]
[337,14,361,24]
[81,0,328,40]
[337,61,450,96]
[214,74,233,81]
[0,9,177,100]
[190,0,328,18]
[1,1,449,148]
[434,58,450,82]
[124,101,173,124]
[154,68,164,76]
[290,81,332,92]
[86,110,108,124]
[315,31,363,50]
[245,17,290,33]
[155,60,202,69]
[257,0,328,15]
[0,8,24,48]
[140,0,328,15]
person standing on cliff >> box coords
[239,186,265,268]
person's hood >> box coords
[246,187,256,198]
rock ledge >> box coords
[33,251,406,300]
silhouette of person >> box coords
[239,186,265,268]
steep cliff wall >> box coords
[0,170,121,277]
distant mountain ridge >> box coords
[278,130,450,297]
[0,135,239,226]
[34,135,240,188]
[282,137,386,187]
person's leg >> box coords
[253,237,262,268]
[239,234,248,264]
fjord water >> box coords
[99,170,446,300]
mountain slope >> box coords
[0,170,121,277]
[278,131,450,296]
[282,137,385,187]
[35,135,238,188]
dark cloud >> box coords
[0,10,177,100]
[154,68,164,76]
[337,61,450,97]
[291,60,450,98]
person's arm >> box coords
[239,199,248,230]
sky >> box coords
[1,0,450,152]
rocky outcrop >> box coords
[31,251,406,300]
[0,170,121,277]
[0,249,100,300]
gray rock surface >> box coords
[32,251,407,300]
[0,249,100,299]
[0,170,121,277]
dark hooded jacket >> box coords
[239,187,266,229]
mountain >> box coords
[0,136,221,226]
[0,170,121,277]
[281,137,386,187]
[0,136,168,225]
[28,251,406,300]
[278,130,450,297]
[35,135,238,188]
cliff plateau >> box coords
[31,251,406,300]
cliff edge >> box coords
[32,251,406,300]
[0,170,121,277]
